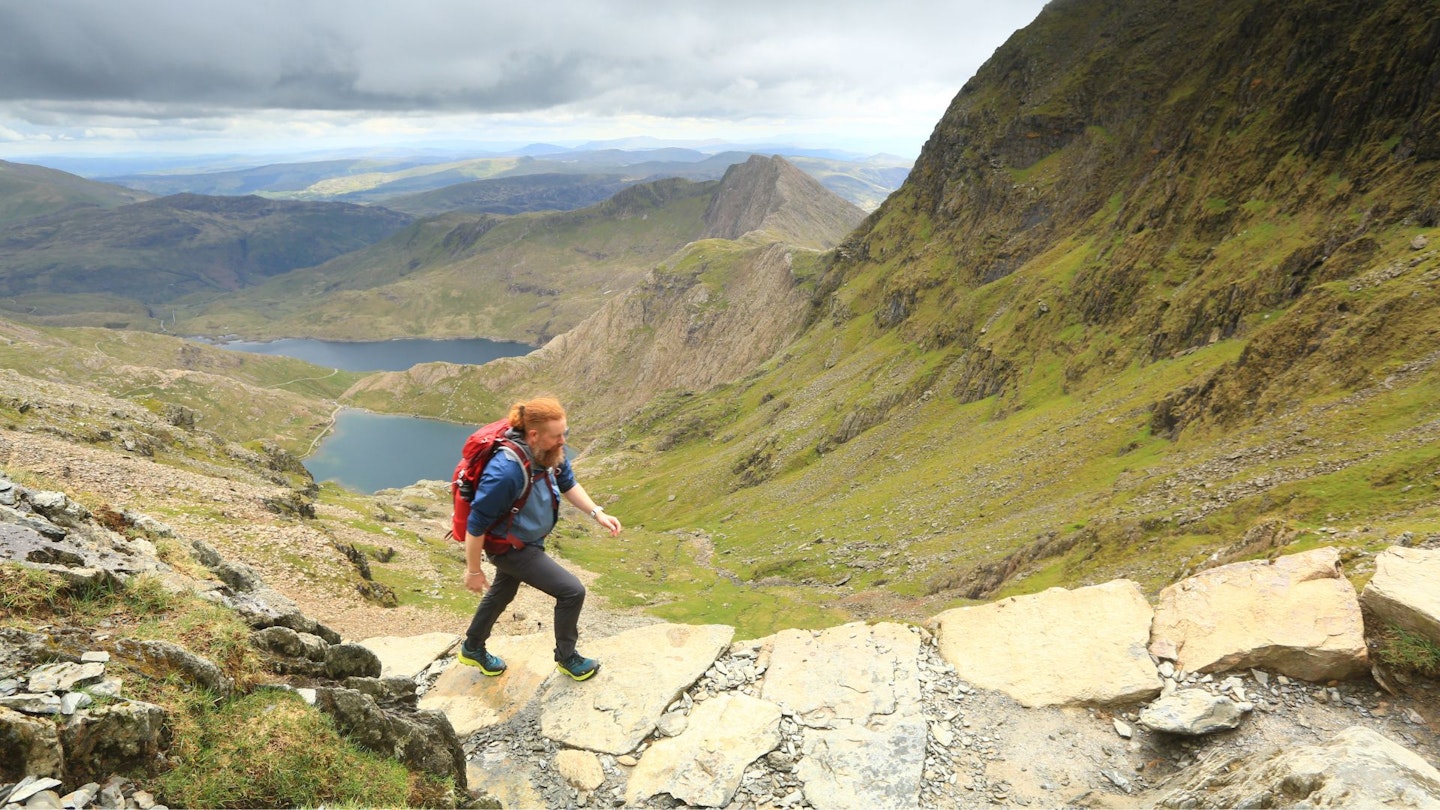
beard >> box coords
[536,444,565,468]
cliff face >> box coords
[829,0,1440,431]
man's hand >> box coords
[596,512,622,537]
[463,569,490,593]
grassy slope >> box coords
[553,0,1440,633]
[171,179,719,343]
[0,160,152,228]
[0,319,360,456]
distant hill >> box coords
[98,157,445,197]
[0,193,412,326]
[175,157,865,348]
[96,147,909,213]
[358,172,631,217]
[0,159,152,229]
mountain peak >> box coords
[702,154,865,249]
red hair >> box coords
[508,397,565,431]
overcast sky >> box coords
[0,1,1049,163]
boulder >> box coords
[59,701,169,785]
[313,686,466,790]
[555,749,606,793]
[1149,548,1369,681]
[1361,546,1440,646]
[625,693,782,807]
[0,706,64,781]
[323,643,382,679]
[1138,689,1245,735]
[1157,726,1440,808]
[540,623,734,755]
[931,580,1161,707]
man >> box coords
[459,396,622,681]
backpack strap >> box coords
[482,438,537,554]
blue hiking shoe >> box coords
[556,653,600,681]
[457,643,506,676]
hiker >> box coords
[457,396,621,681]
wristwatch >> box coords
[589,505,605,518]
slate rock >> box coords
[1139,690,1245,735]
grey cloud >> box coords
[0,0,1049,121]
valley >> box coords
[3,0,1440,804]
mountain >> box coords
[93,147,909,212]
[0,194,412,327]
[342,156,866,424]
[0,159,152,228]
[545,0,1440,624]
[173,157,864,346]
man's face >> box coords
[529,417,567,466]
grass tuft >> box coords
[1375,624,1440,678]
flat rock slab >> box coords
[540,623,734,754]
[797,715,930,810]
[758,622,928,809]
[930,580,1161,707]
[418,633,553,736]
[1361,546,1440,646]
[625,693,782,807]
[758,621,924,728]
[358,632,460,680]
[467,753,546,809]
[1150,548,1368,681]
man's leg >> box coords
[487,543,586,660]
[464,559,522,652]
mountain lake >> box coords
[219,336,533,372]
[304,409,478,494]
[218,337,535,492]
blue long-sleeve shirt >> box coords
[466,443,576,548]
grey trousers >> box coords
[465,542,586,662]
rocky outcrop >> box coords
[312,685,467,791]
[1362,546,1440,646]
[1149,547,1369,681]
[1157,726,1440,809]
[0,469,467,806]
[931,580,1162,707]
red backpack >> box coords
[448,419,542,555]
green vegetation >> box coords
[171,179,718,344]
[1374,624,1440,678]
[0,564,451,808]
[156,690,437,809]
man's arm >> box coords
[562,483,622,537]
[462,453,525,593]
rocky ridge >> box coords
[6,462,1436,809]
